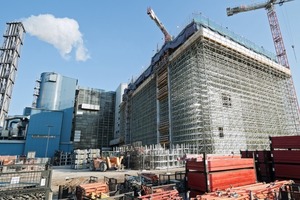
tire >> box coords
[89,163,95,171]
[99,162,108,172]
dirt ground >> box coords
[50,165,185,200]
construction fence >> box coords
[0,156,52,200]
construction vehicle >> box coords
[89,151,124,172]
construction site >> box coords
[120,12,300,153]
[0,0,300,200]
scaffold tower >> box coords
[0,22,25,126]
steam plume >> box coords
[22,14,90,61]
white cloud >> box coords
[22,14,90,61]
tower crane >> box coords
[227,0,293,69]
[147,7,172,43]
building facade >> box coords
[34,72,78,152]
[110,83,127,146]
[73,87,115,150]
[120,16,300,154]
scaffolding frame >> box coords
[169,26,300,153]
[0,22,25,126]
[120,16,300,154]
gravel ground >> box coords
[50,166,185,199]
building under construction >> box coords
[120,15,300,154]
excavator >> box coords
[89,151,124,172]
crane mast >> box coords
[147,7,172,43]
[227,0,293,68]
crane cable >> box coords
[279,4,297,63]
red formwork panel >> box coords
[189,189,202,198]
[257,163,272,176]
[241,150,272,163]
[208,158,254,171]
[187,169,256,192]
[272,150,300,164]
[255,150,272,163]
[209,169,256,191]
[186,160,205,171]
[275,164,300,179]
[241,150,255,158]
[271,136,300,149]
[186,157,254,172]
[186,172,206,192]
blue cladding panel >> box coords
[0,141,24,155]
[36,72,77,153]
[24,110,63,157]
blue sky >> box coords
[1,0,300,115]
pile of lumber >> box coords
[190,180,292,200]
[75,182,108,200]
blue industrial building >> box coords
[0,72,78,158]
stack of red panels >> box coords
[271,135,300,184]
[186,154,256,197]
[240,150,273,182]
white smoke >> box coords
[22,14,90,61]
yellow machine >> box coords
[90,151,123,172]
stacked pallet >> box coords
[241,150,273,182]
[271,135,300,184]
[53,151,72,166]
[88,149,101,160]
[87,149,101,168]
[75,182,109,200]
[190,180,292,200]
[186,154,256,197]
[72,149,88,169]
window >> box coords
[222,93,232,108]
[218,127,224,138]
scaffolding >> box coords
[120,15,300,154]
[169,24,300,153]
[0,22,25,126]
[115,143,198,170]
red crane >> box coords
[227,0,293,68]
[227,0,300,112]
[147,7,172,43]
